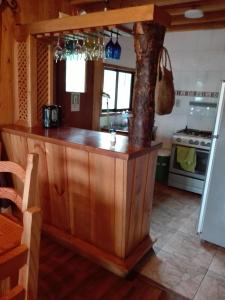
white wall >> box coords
[156,29,225,149]
[101,29,225,148]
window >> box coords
[66,59,86,93]
[102,67,134,112]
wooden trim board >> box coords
[43,224,153,277]
[22,5,170,35]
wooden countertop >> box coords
[1,125,161,160]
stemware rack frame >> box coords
[13,4,170,128]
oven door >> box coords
[169,144,209,180]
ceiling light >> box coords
[184,9,204,19]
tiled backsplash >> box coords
[175,90,219,98]
[155,28,225,149]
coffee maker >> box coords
[42,105,62,128]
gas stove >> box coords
[172,128,212,150]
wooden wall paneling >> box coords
[1,133,28,168]
[132,155,149,247]
[89,153,116,254]
[0,0,72,127]
[0,13,2,79]
[114,158,126,258]
[1,132,14,162]
[27,138,51,223]
[92,60,104,130]
[0,8,14,125]
[37,41,52,125]
[66,147,91,242]
[27,35,38,127]
[45,142,70,232]
[125,155,149,255]
[55,61,94,129]
[48,45,54,105]
[16,0,72,25]
[13,40,28,126]
[141,151,158,238]
[125,158,136,256]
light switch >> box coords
[71,93,80,112]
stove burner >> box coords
[177,127,212,139]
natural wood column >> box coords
[129,22,166,147]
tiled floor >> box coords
[139,183,225,299]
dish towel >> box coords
[176,146,196,173]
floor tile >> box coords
[209,248,225,277]
[140,249,207,299]
[150,224,177,249]
[142,183,225,299]
[179,213,199,236]
[194,271,225,300]
[162,231,217,268]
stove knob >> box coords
[189,140,194,145]
[200,141,205,146]
[194,141,199,145]
[176,138,181,142]
[206,142,211,147]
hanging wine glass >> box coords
[113,32,121,60]
[65,40,74,60]
[73,39,82,60]
[95,36,104,60]
[82,37,93,61]
[54,36,64,63]
[105,32,114,59]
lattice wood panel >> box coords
[37,41,49,123]
[17,42,28,122]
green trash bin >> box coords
[155,149,171,182]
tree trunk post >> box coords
[129,22,166,147]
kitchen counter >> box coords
[1,125,161,276]
[101,127,129,136]
[1,125,161,160]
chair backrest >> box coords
[0,153,39,212]
[0,151,41,300]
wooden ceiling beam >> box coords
[165,0,225,15]
[172,10,225,25]
[23,5,170,35]
[116,25,133,36]
[164,0,225,10]
[70,0,225,17]
[169,20,225,31]
[70,0,201,5]
[70,0,102,4]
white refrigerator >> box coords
[198,81,225,247]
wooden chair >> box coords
[0,152,41,300]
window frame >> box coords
[101,64,135,113]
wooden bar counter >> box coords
[1,125,161,276]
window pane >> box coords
[66,59,86,93]
[102,70,116,110]
[117,72,132,109]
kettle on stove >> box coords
[42,105,62,128]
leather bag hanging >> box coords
[155,46,175,115]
